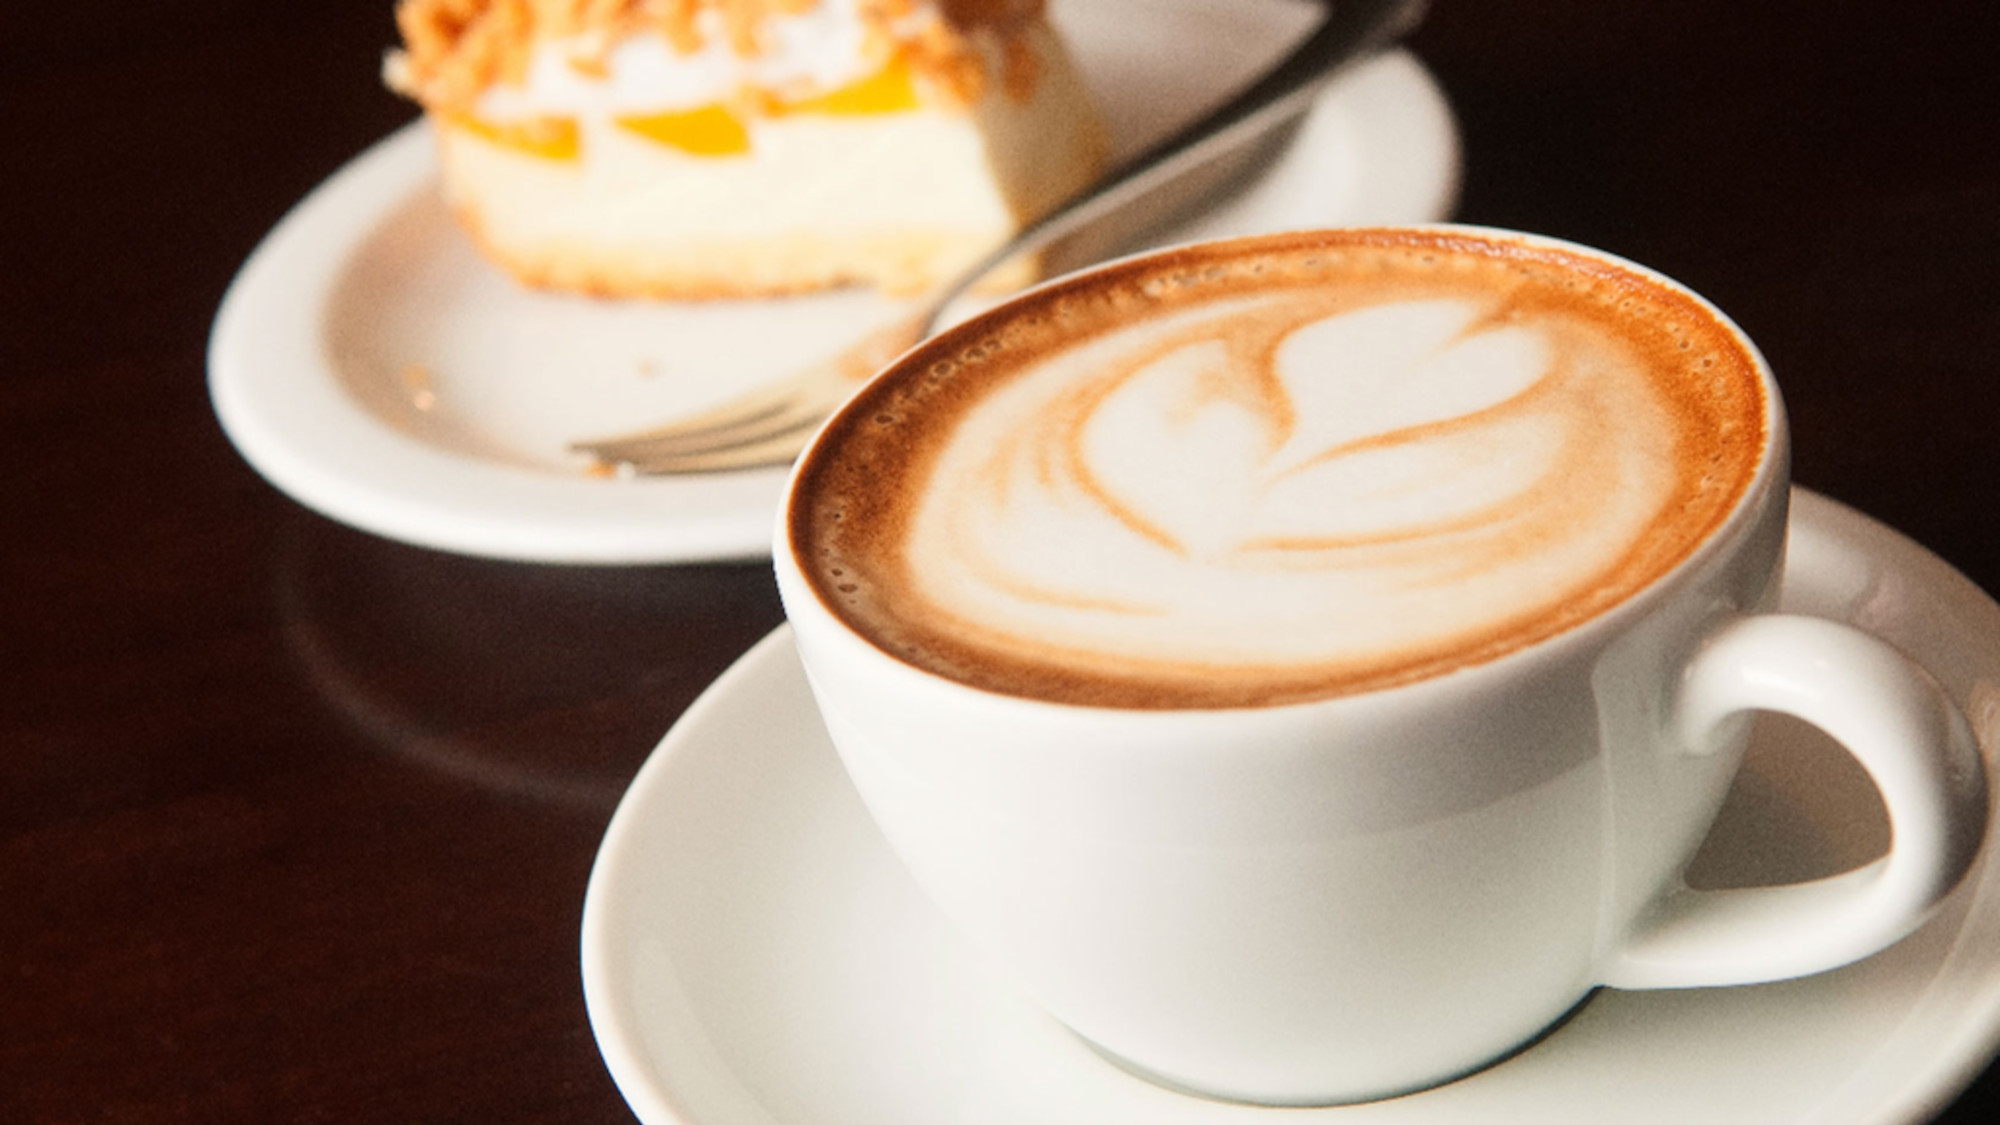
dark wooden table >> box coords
[5,1,1997,1120]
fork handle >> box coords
[921,0,1428,333]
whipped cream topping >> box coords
[475,0,933,120]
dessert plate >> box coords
[207,0,1459,564]
[580,489,2000,1124]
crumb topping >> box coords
[387,0,1048,113]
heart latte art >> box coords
[790,231,1769,708]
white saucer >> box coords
[206,0,1459,564]
[581,489,2000,1124]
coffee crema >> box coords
[789,229,1770,708]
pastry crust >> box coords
[388,0,1045,113]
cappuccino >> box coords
[790,228,1769,708]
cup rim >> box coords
[776,224,1790,716]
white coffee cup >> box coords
[771,227,1987,1105]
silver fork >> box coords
[571,0,1425,476]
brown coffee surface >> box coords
[789,228,1770,708]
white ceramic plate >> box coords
[581,490,2000,1124]
[207,0,1459,564]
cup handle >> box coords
[1604,614,1987,989]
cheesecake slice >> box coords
[385,0,1109,298]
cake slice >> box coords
[385,0,1109,298]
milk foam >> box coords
[794,231,1767,707]
[906,293,1675,663]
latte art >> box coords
[792,230,1768,707]
[911,295,1670,660]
